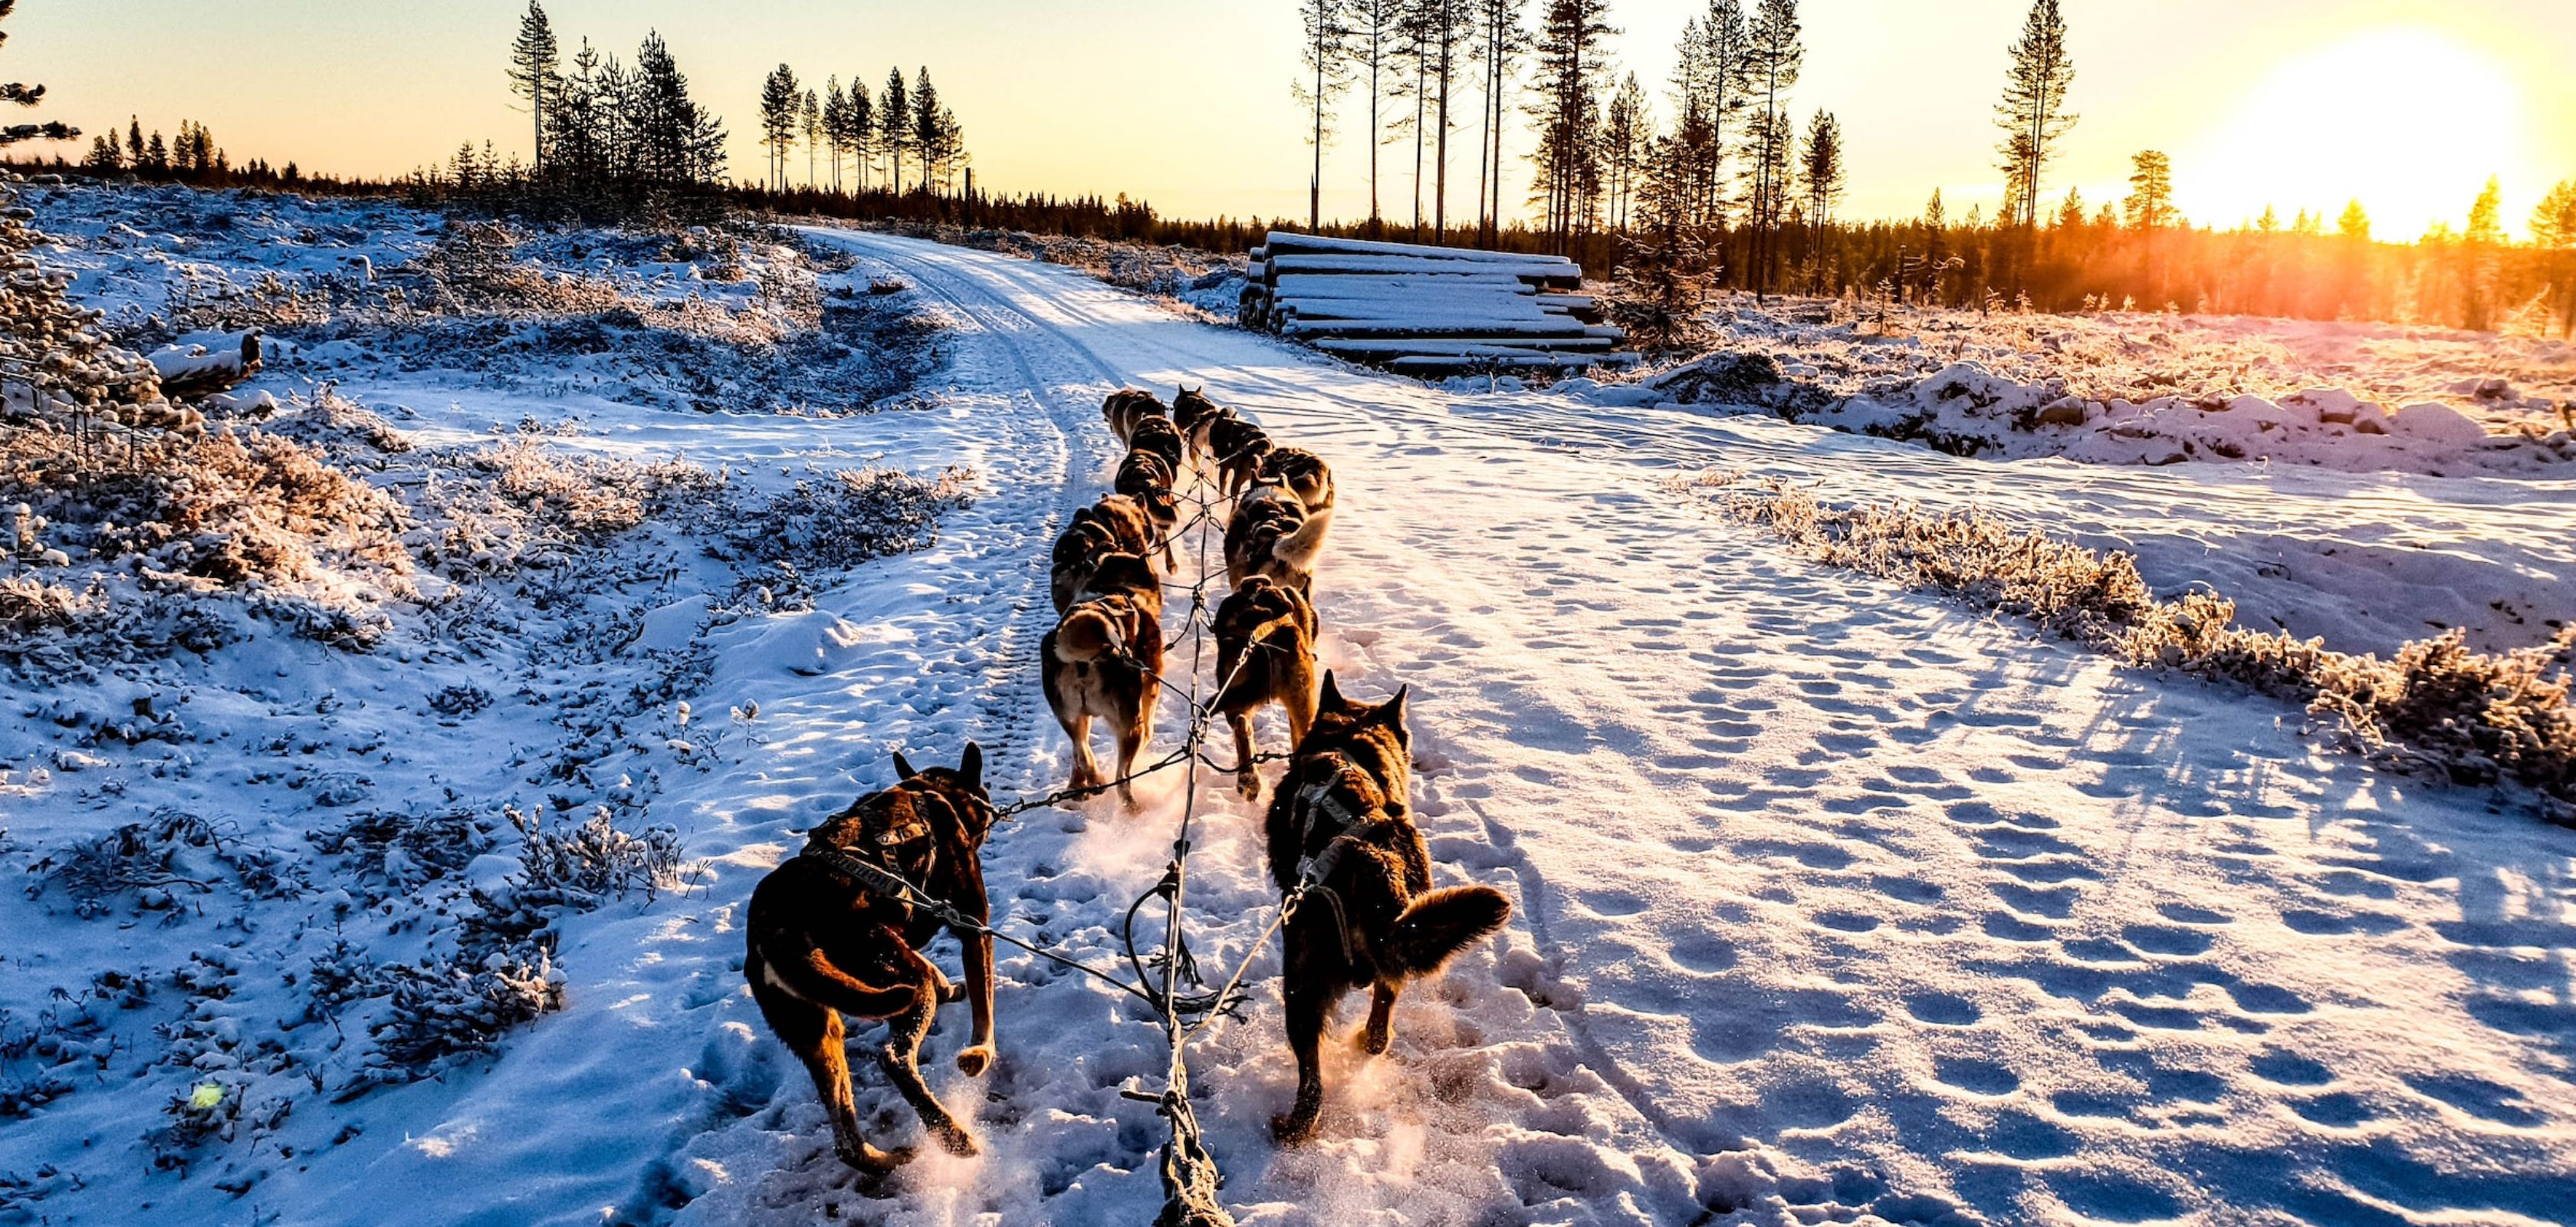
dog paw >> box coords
[1358,1026,1392,1056]
[955,1044,994,1077]
[1236,775,1261,801]
[839,1142,916,1173]
[937,1123,981,1157]
[938,980,966,1005]
[1270,1112,1319,1145]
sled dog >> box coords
[1263,676,1511,1143]
[1101,387,1168,446]
[744,745,999,1170]
[1041,551,1165,808]
[1224,479,1332,595]
[1259,446,1334,514]
[1212,575,1319,799]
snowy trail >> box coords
[706,232,2576,1225]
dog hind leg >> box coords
[876,965,978,1158]
[1270,939,1331,1143]
[1060,710,1099,791]
[751,974,911,1171]
[1359,981,1398,1055]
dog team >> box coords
[743,385,1510,1172]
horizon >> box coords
[15,0,2576,239]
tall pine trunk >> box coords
[1434,32,1452,244]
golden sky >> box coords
[17,0,2574,237]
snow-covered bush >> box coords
[34,809,300,917]
[348,952,564,1092]
[504,803,682,906]
[312,808,495,896]
[1703,475,2576,821]
[728,464,974,569]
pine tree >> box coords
[1473,0,1527,247]
[1295,0,1356,229]
[1349,0,1403,227]
[2122,150,2172,229]
[1603,73,1649,232]
[2461,176,2505,331]
[0,2,70,147]
[758,64,800,189]
[2125,150,2174,301]
[1994,0,2075,234]
[510,2,560,165]
[822,78,846,192]
[2532,179,2576,339]
[1526,0,1614,253]
[880,67,910,193]
[1798,110,1842,289]
[802,87,822,188]
[846,79,873,192]
[1740,0,1801,297]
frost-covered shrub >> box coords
[312,808,495,894]
[728,465,974,569]
[506,803,682,906]
[343,952,565,1095]
[423,438,723,561]
[0,425,411,587]
[0,574,100,632]
[34,810,301,916]
[1704,475,2576,821]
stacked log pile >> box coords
[1238,231,1632,377]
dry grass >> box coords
[1695,473,2576,822]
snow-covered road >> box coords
[667,232,2576,1225]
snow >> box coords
[1,186,2570,1227]
[1612,300,2576,481]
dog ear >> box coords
[1377,686,1409,729]
[959,741,984,792]
[892,750,920,781]
[1318,670,1346,712]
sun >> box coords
[2180,27,2528,238]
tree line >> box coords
[1290,0,2576,338]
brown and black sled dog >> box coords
[1042,551,1165,808]
[1263,676,1510,1143]
[1101,387,1168,446]
[1224,479,1332,595]
[744,745,998,1169]
[1212,575,1318,799]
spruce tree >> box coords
[879,67,909,193]
[912,68,941,190]
[509,1,560,165]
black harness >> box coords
[1290,757,1378,965]
[798,785,949,922]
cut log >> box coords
[147,331,261,396]
[1260,230,1576,265]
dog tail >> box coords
[1270,508,1333,574]
[1052,607,1121,664]
[1378,885,1512,981]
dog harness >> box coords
[798,787,945,919]
[1292,762,1375,966]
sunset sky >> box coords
[17,0,2574,238]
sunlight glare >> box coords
[2180,28,2526,237]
